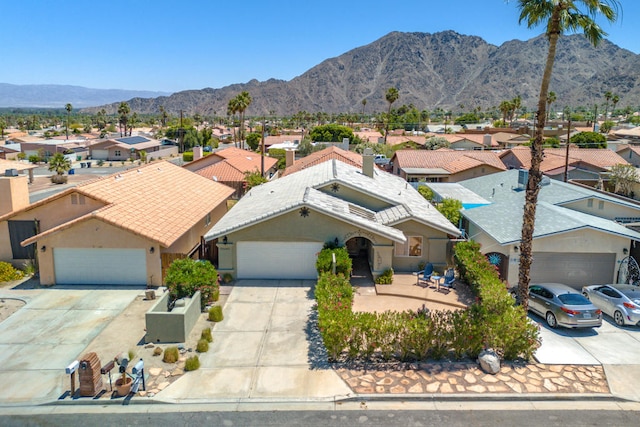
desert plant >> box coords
[21,260,36,276]
[164,258,219,311]
[153,347,162,356]
[201,328,213,343]
[184,355,200,371]
[0,261,24,282]
[196,339,209,353]
[222,273,233,283]
[163,346,180,363]
[211,288,220,302]
[208,305,223,322]
[97,160,105,166]
[128,349,136,361]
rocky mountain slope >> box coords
[84,30,640,116]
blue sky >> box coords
[1,0,637,93]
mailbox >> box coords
[65,360,79,375]
[132,359,144,375]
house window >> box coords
[205,213,211,226]
[587,199,593,208]
[395,236,423,257]
[598,200,604,210]
[115,150,121,157]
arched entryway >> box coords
[346,237,374,285]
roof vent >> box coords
[212,176,218,181]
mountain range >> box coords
[0,84,171,109]
[6,31,640,115]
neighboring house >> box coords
[611,126,640,142]
[89,136,177,161]
[425,124,463,134]
[184,147,278,198]
[204,153,461,280]
[0,144,20,160]
[499,146,628,180]
[615,145,640,168]
[492,132,531,148]
[14,138,90,160]
[458,169,640,288]
[391,149,506,183]
[281,146,363,177]
[0,161,234,286]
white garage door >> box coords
[237,242,323,279]
[91,150,109,160]
[54,248,147,285]
[530,252,616,289]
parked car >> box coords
[527,283,602,329]
[582,284,640,326]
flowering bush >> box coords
[0,261,24,282]
[164,258,219,311]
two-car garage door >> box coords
[54,248,147,285]
[237,242,323,280]
[530,252,616,289]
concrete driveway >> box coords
[159,280,351,403]
[0,289,140,405]
[533,313,640,401]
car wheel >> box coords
[582,292,589,299]
[614,310,625,326]
[546,312,558,329]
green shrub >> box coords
[0,261,24,282]
[163,346,179,363]
[375,268,394,285]
[222,273,233,284]
[164,258,219,311]
[211,288,220,302]
[201,328,213,343]
[97,160,105,166]
[182,152,194,162]
[21,260,35,276]
[208,305,223,322]
[196,339,209,353]
[184,355,200,371]
[128,349,136,361]
[316,247,352,276]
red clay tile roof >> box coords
[196,154,278,182]
[502,146,628,172]
[393,150,506,173]
[281,146,363,177]
[17,161,234,248]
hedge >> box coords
[315,241,539,362]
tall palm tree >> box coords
[227,97,240,147]
[611,94,620,118]
[603,90,613,119]
[234,91,252,149]
[546,91,557,122]
[117,102,130,137]
[384,87,399,144]
[516,0,621,311]
[65,103,72,140]
[361,98,367,119]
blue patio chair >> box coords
[416,263,433,287]
[441,268,456,289]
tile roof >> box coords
[0,159,37,171]
[281,146,363,177]
[501,146,628,172]
[16,161,234,248]
[458,169,640,244]
[393,150,506,174]
[205,159,461,242]
[196,154,278,182]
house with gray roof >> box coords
[457,169,640,289]
[205,152,461,280]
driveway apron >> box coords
[159,280,351,402]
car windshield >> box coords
[558,293,590,305]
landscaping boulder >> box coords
[478,349,500,374]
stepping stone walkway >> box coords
[336,362,609,395]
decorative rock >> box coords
[478,349,501,375]
[148,367,162,376]
[408,383,424,393]
[389,385,406,394]
[147,392,156,398]
[144,344,155,349]
[171,368,184,376]
[157,381,170,391]
[426,382,441,393]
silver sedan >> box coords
[582,284,640,326]
[528,283,602,329]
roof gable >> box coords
[282,146,363,176]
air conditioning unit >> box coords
[4,169,18,177]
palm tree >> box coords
[611,94,620,118]
[65,103,72,140]
[499,100,513,126]
[48,152,72,184]
[603,91,613,119]
[227,97,240,147]
[232,91,252,149]
[384,87,399,144]
[546,91,557,122]
[361,98,367,119]
[516,0,621,311]
[117,102,130,137]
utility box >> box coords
[78,352,103,396]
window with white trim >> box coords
[205,212,211,226]
[395,236,423,257]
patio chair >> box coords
[441,268,456,289]
[416,263,433,287]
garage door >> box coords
[54,248,147,285]
[237,242,323,279]
[530,252,615,289]
[91,150,109,160]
